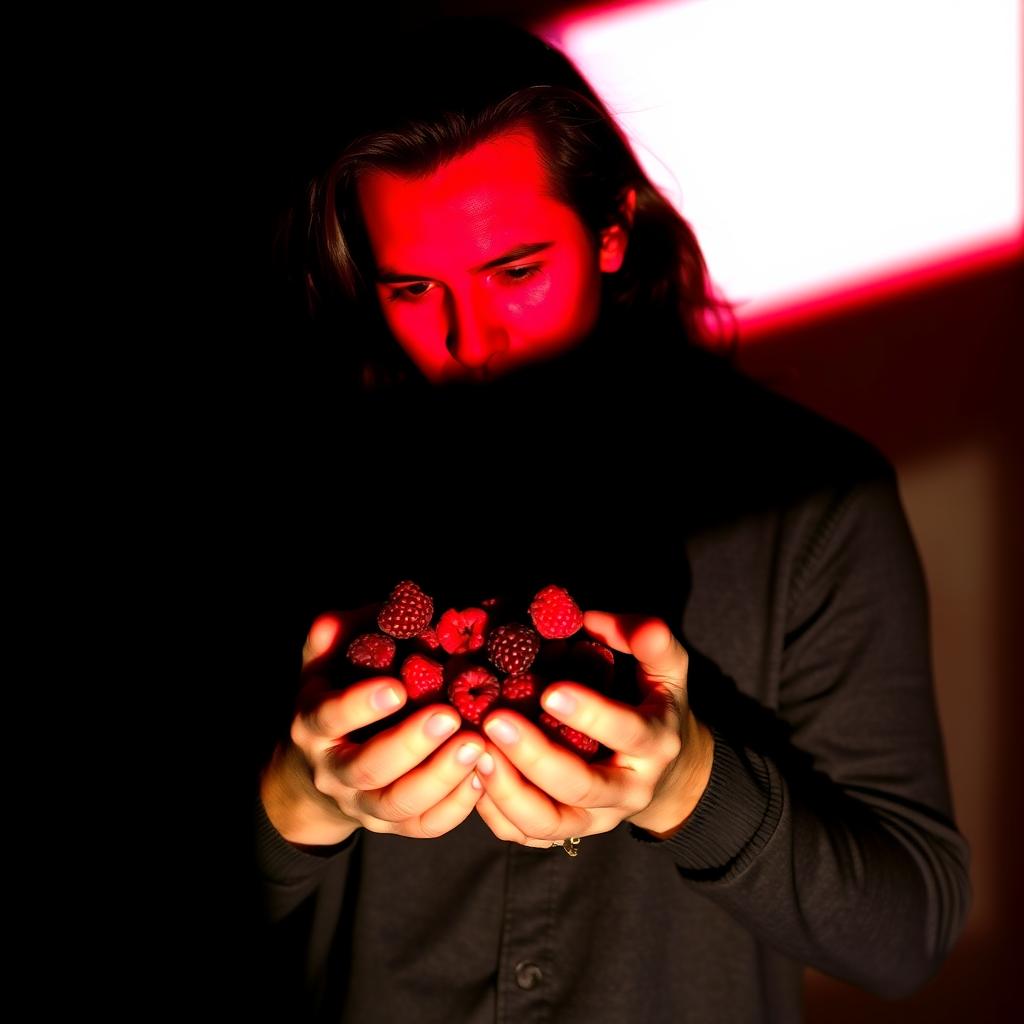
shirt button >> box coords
[514,961,543,990]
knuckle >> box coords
[533,818,561,841]
[661,731,683,763]
[419,814,449,839]
[492,822,518,842]
[618,719,648,752]
[311,766,339,800]
[289,716,308,748]
[347,758,385,793]
[297,702,329,741]
[476,804,512,842]
[376,788,417,823]
[624,789,650,816]
[561,775,594,807]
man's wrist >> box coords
[629,717,714,840]
[259,742,360,848]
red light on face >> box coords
[356,129,624,385]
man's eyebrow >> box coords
[376,241,554,283]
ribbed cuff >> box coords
[254,793,360,883]
[627,726,783,878]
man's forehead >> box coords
[357,131,559,234]
[356,130,573,270]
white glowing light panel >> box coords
[538,0,1022,330]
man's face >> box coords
[356,129,629,385]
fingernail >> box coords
[484,718,519,745]
[544,690,576,715]
[477,752,495,775]
[425,713,458,738]
[456,742,483,765]
[372,687,401,711]
[471,774,482,790]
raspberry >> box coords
[539,710,561,732]
[487,623,541,674]
[436,607,489,655]
[400,653,445,701]
[556,724,600,760]
[378,580,434,639]
[539,711,599,760]
[500,671,541,711]
[415,627,441,651]
[529,584,584,640]
[345,633,396,669]
[448,665,501,726]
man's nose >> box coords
[446,294,509,373]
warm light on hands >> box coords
[473,610,714,848]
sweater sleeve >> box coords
[253,791,363,1016]
[628,458,971,998]
[254,792,361,924]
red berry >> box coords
[377,580,434,639]
[436,607,489,655]
[539,711,599,760]
[345,633,396,669]
[415,627,441,651]
[448,665,501,727]
[487,623,541,674]
[557,724,600,760]
[529,584,584,640]
[539,710,562,733]
[500,672,541,711]
[400,653,445,701]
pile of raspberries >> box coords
[339,580,630,761]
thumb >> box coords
[582,610,688,688]
[302,614,344,669]
[301,602,382,669]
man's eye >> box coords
[387,282,434,303]
[386,264,541,303]
[498,264,542,284]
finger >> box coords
[474,791,555,849]
[539,683,675,762]
[474,741,590,841]
[582,612,688,689]
[302,614,343,668]
[362,730,485,822]
[481,709,627,807]
[302,603,382,669]
[416,766,486,839]
[328,703,466,793]
[292,675,406,749]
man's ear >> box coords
[599,187,637,273]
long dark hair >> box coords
[272,16,736,394]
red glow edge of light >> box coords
[731,234,1024,342]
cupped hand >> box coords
[472,610,714,849]
[260,607,485,847]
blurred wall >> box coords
[736,257,1023,1018]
